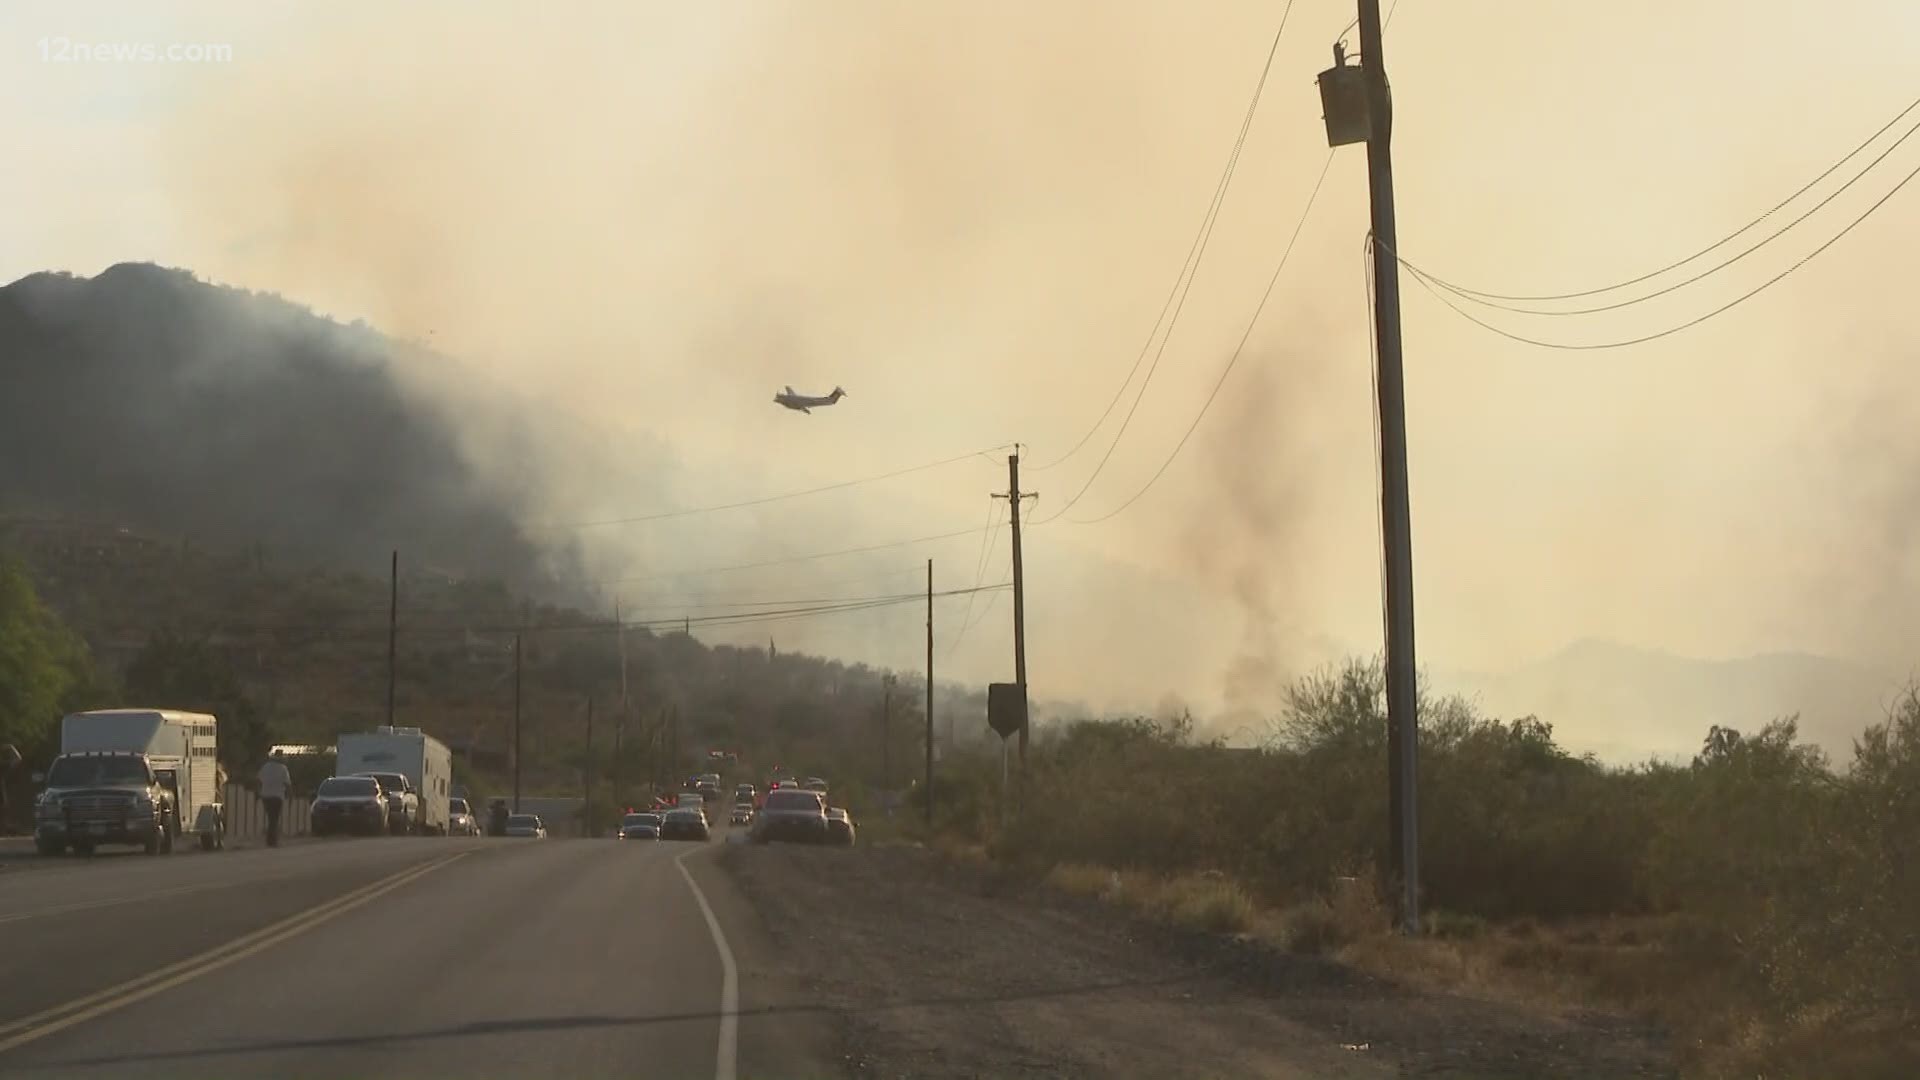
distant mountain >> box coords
[1440,638,1904,764]
[0,263,581,587]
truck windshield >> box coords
[47,756,149,787]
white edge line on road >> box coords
[0,852,466,1055]
[675,847,739,1080]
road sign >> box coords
[987,682,1026,739]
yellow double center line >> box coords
[0,851,467,1056]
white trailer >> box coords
[61,709,224,849]
[336,726,453,836]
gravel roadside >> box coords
[720,841,1673,1079]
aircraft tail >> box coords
[831,386,846,399]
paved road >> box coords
[0,827,832,1079]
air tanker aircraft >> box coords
[773,386,846,414]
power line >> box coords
[1399,92,1920,304]
[1030,3,1295,476]
[167,583,1013,638]
[599,525,990,583]
[1395,154,1920,351]
[945,499,1003,654]
[1400,108,1920,316]
[1064,150,1337,526]
[543,444,1011,530]
[606,567,923,602]
[1336,0,1402,52]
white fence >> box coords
[221,782,310,841]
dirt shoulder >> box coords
[719,841,1672,1079]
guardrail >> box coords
[221,783,310,841]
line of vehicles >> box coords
[32,713,483,855]
[611,766,855,847]
[32,712,856,856]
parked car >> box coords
[34,751,176,856]
[504,813,545,838]
[619,812,661,840]
[751,788,829,844]
[825,807,856,846]
[354,771,420,834]
[311,775,390,837]
[659,808,710,842]
[447,797,480,837]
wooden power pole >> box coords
[1324,0,1421,932]
[385,550,398,729]
[994,451,1036,807]
[925,558,934,828]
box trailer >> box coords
[59,709,224,849]
[336,726,453,836]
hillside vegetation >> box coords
[0,517,986,808]
[921,659,1920,1079]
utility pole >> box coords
[993,451,1036,806]
[583,696,594,837]
[616,601,628,811]
[925,558,934,828]
[385,550,398,729]
[881,675,894,791]
[512,631,523,813]
[1328,0,1420,933]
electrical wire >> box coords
[543,444,1011,530]
[1400,155,1920,351]
[945,499,1004,655]
[1398,107,1920,315]
[169,583,1014,638]
[1364,234,1390,665]
[598,525,990,584]
[1030,2,1295,477]
[1063,150,1336,526]
[1336,0,1403,55]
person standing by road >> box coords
[256,750,292,848]
[0,743,20,835]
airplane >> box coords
[773,385,846,414]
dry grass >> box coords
[1040,862,1255,935]
[1044,862,1115,899]
[930,832,993,870]
[1276,874,1390,955]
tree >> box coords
[0,554,97,754]
[122,632,270,770]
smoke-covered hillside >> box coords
[0,263,585,587]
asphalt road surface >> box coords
[0,826,831,1080]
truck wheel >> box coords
[199,832,217,851]
[35,839,64,856]
[72,840,95,857]
[144,830,160,856]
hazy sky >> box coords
[5,1,1919,746]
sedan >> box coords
[659,808,710,842]
[447,797,481,837]
[310,776,389,837]
[618,812,662,840]
[825,807,856,846]
[504,814,546,838]
[729,803,753,826]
